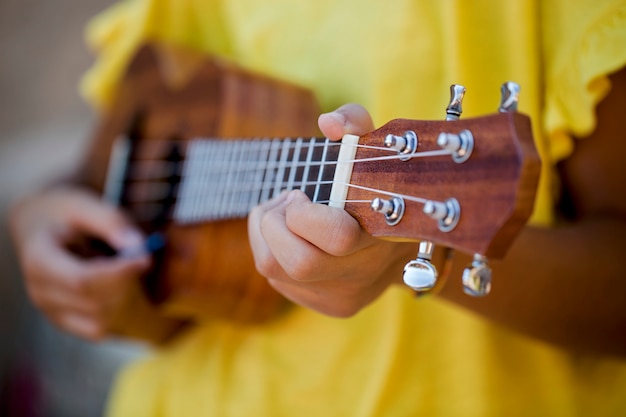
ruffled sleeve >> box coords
[80,0,151,110]
[80,0,233,110]
[541,0,626,164]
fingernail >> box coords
[326,111,346,126]
[285,190,297,204]
[112,229,144,251]
[120,229,144,247]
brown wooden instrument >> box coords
[78,43,540,325]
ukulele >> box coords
[78,44,540,325]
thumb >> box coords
[66,192,145,252]
[318,103,375,140]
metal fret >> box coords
[250,139,271,209]
[204,140,221,220]
[237,141,255,215]
[300,138,316,193]
[260,139,281,203]
[213,140,229,219]
[273,139,292,198]
[286,137,303,192]
[313,139,330,203]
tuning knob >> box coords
[462,254,492,296]
[446,84,466,121]
[422,198,460,232]
[403,241,439,294]
[499,81,520,112]
[384,131,418,161]
[370,196,405,226]
[437,130,474,163]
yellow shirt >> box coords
[80,0,626,415]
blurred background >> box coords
[0,0,146,415]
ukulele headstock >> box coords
[338,83,540,295]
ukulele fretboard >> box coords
[173,137,340,223]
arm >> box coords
[437,68,626,356]
[247,69,626,356]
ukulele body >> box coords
[79,44,321,323]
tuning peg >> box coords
[446,84,466,121]
[384,131,418,161]
[499,81,520,112]
[422,198,460,232]
[403,241,440,294]
[437,130,474,163]
[462,254,492,296]
[370,196,405,226]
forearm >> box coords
[437,216,626,356]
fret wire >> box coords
[238,140,255,215]
[232,141,247,217]
[251,139,271,210]
[208,141,224,220]
[221,141,235,218]
[194,141,208,221]
[244,140,255,211]
[243,141,256,214]
[261,139,281,203]
[300,138,316,193]
[273,139,292,198]
[313,138,330,203]
[233,141,246,215]
[210,141,223,219]
[196,141,210,221]
[219,141,237,218]
[286,137,303,193]
[219,141,238,218]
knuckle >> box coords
[324,216,362,256]
[260,209,280,233]
[287,255,318,282]
[254,253,281,279]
